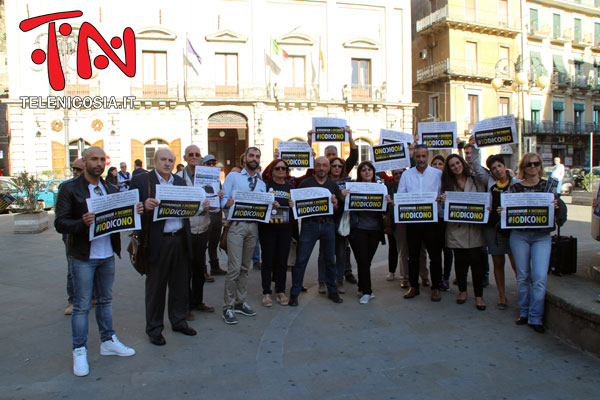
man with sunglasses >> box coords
[117,162,131,192]
[202,154,228,281]
[177,145,217,318]
[221,147,277,324]
[55,147,142,376]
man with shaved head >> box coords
[130,148,197,345]
[55,146,141,376]
[288,156,344,306]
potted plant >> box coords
[11,172,48,233]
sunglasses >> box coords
[331,164,344,168]
[72,167,83,173]
[526,161,541,168]
[248,176,257,190]
[187,152,201,157]
[206,161,216,165]
[273,166,288,171]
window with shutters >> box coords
[356,138,371,165]
[465,42,478,75]
[283,56,306,98]
[142,51,167,97]
[498,0,508,27]
[530,9,539,32]
[467,94,479,130]
[144,139,169,170]
[595,23,600,45]
[553,14,561,38]
[499,97,510,116]
[215,53,239,97]
[351,59,371,99]
[574,18,582,42]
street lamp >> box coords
[491,57,549,161]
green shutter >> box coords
[553,101,565,111]
[531,99,542,111]
[594,104,600,111]
[530,9,539,31]
[553,14,561,38]
[575,19,582,42]
[553,55,567,73]
[574,103,585,111]
[530,51,546,78]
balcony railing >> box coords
[186,85,268,99]
[528,24,550,39]
[524,120,596,135]
[552,71,571,86]
[50,83,100,97]
[130,81,179,99]
[416,5,520,33]
[416,58,497,83]
[342,84,387,102]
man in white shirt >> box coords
[551,157,565,193]
[130,149,197,346]
[397,144,444,302]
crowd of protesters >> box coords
[54,125,567,377]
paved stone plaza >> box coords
[1,205,599,400]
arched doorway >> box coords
[144,138,170,170]
[207,111,248,175]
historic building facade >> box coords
[3,0,415,177]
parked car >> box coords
[543,167,574,194]
[9,179,65,210]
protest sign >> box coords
[379,129,414,145]
[393,192,438,223]
[333,177,352,191]
[500,192,554,229]
[269,206,291,224]
[290,187,333,219]
[227,191,274,223]
[473,115,517,147]
[153,185,206,221]
[311,117,347,142]
[443,191,490,224]
[278,141,314,169]
[344,182,388,212]
[0,192,15,210]
[418,121,458,149]
[194,166,221,208]
[370,142,410,172]
[86,189,141,240]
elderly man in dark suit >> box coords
[129,149,196,346]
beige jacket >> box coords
[176,169,210,234]
[445,176,486,249]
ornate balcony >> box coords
[416,58,496,83]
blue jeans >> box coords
[509,230,552,325]
[70,256,115,349]
[291,219,338,297]
[252,239,261,264]
[318,233,347,283]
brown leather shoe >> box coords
[204,272,215,283]
[196,303,215,313]
[400,281,409,289]
[431,289,441,302]
[403,287,420,299]
[186,312,195,321]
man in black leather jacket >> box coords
[55,146,141,377]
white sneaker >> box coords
[73,347,89,377]
[100,335,136,357]
[359,294,375,304]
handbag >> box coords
[337,211,350,236]
[127,173,151,276]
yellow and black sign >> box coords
[506,206,550,227]
[231,202,270,223]
[295,197,331,218]
[94,205,136,237]
[396,203,435,222]
[447,203,486,223]
[348,193,385,211]
[156,200,200,218]
[0,193,15,210]
[372,143,407,163]
[475,127,514,147]
[422,132,455,149]
[314,127,346,142]
[281,152,311,168]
